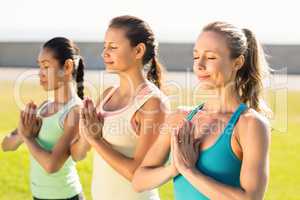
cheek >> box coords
[48,70,61,86]
[213,62,233,85]
[114,49,135,69]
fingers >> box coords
[185,121,193,145]
[171,129,180,162]
[20,110,24,122]
[23,101,37,126]
[87,99,98,121]
[29,103,37,125]
[97,111,104,123]
[83,106,90,123]
[190,122,196,145]
[83,97,96,122]
[81,107,87,125]
[79,118,86,138]
[24,104,30,126]
[194,138,202,155]
[182,122,191,162]
[179,121,191,146]
[82,97,91,122]
[176,125,183,146]
[36,117,42,131]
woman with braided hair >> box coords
[2,37,86,200]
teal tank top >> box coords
[30,97,82,199]
[173,103,247,200]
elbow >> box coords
[239,192,264,200]
[124,160,141,182]
[131,169,146,193]
[71,152,87,162]
[1,142,15,152]
[1,143,8,152]
[132,180,146,193]
[70,145,90,162]
[44,163,61,174]
[125,168,135,182]
[244,197,262,200]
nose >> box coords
[195,57,206,70]
[39,68,46,79]
[38,69,42,78]
[101,48,109,59]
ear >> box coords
[134,43,146,60]
[233,55,245,71]
[64,59,74,75]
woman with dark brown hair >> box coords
[71,15,168,200]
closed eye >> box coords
[103,46,118,50]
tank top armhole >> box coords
[36,100,51,118]
[227,104,248,161]
[58,98,82,130]
[98,86,118,113]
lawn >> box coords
[0,80,299,200]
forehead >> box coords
[104,27,128,43]
[38,48,53,59]
[194,31,229,55]
[37,48,57,64]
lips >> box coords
[197,75,210,80]
[104,61,114,65]
[40,80,47,85]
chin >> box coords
[105,65,119,72]
[40,83,54,91]
[197,80,216,90]
[106,68,120,74]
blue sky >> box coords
[0,0,298,44]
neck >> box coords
[118,68,147,97]
[202,85,241,113]
[53,81,76,104]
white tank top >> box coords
[91,81,168,200]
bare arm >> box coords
[132,108,190,192]
[179,112,270,200]
[132,132,175,192]
[22,105,81,174]
[88,97,166,181]
[1,129,23,151]
[2,101,48,152]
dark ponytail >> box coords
[74,57,85,99]
[203,22,270,114]
[147,56,163,88]
[43,37,85,99]
[109,15,164,88]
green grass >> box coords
[0,80,299,199]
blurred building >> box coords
[0,42,298,74]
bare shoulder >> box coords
[237,108,271,142]
[64,105,81,126]
[140,96,166,113]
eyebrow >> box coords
[193,49,217,54]
[36,59,49,64]
[103,42,117,45]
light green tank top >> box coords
[30,96,82,199]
